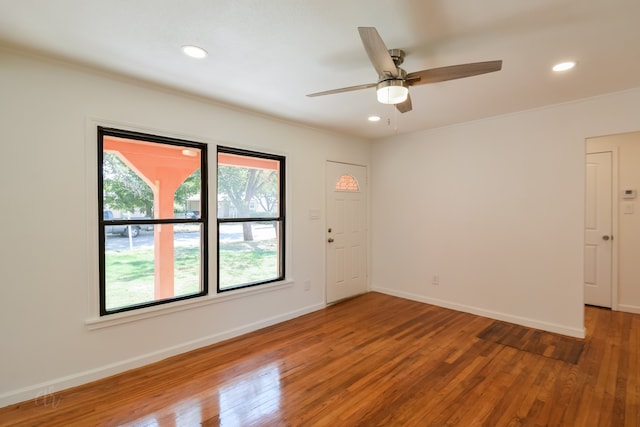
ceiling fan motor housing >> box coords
[388,48,405,66]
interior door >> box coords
[584,151,613,307]
[326,161,367,303]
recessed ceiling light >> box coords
[182,45,208,59]
[368,115,381,122]
[552,61,576,72]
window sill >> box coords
[85,279,294,330]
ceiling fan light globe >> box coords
[376,80,408,104]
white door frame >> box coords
[584,147,619,310]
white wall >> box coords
[0,47,370,407]
[371,88,640,337]
[587,132,640,313]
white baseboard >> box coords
[0,302,325,408]
[372,286,586,339]
[617,304,640,314]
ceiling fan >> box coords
[307,27,503,113]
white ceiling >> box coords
[1,0,639,140]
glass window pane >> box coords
[102,152,154,218]
[174,168,201,219]
[217,153,280,220]
[104,224,203,312]
[174,224,203,297]
[335,174,360,192]
[103,136,202,220]
[219,221,281,290]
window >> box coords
[335,174,360,192]
[98,127,207,315]
[217,146,285,291]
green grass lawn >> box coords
[218,240,279,289]
[105,240,277,311]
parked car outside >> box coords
[103,210,152,237]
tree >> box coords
[218,165,277,241]
[256,171,278,213]
[174,169,201,213]
[103,153,154,215]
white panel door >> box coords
[326,162,367,303]
[584,152,613,307]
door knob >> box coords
[602,235,610,241]
[328,238,334,243]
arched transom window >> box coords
[335,174,360,192]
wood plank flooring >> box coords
[1,292,638,426]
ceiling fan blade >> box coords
[358,27,398,78]
[407,60,502,86]
[306,82,377,97]
[395,94,412,113]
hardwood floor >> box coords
[1,292,638,426]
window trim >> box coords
[97,126,208,316]
[216,145,286,293]
[85,278,294,330]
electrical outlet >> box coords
[432,275,440,286]
[304,280,311,291]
